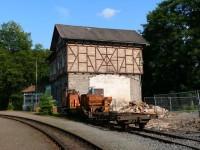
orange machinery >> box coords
[81,94,112,113]
[64,90,80,110]
[63,89,112,113]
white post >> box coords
[23,93,26,110]
[169,97,172,111]
[197,90,200,117]
[154,96,157,112]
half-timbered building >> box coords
[49,24,148,110]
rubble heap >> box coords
[118,101,168,118]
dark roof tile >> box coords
[22,85,36,93]
[50,24,149,51]
[56,24,148,45]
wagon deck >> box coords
[88,111,157,129]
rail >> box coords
[129,127,200,150]
[0,114,101,150]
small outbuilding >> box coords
[22,85,41,110]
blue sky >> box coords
[0,0,162,48]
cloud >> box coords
[55,6,69,17]
[99,8,120,19]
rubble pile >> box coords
[118,101,168,118]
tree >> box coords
[33,43,44,51]
[142,0,200,96]
[0,48,50,110]
[0,21,50,110]
[39,93,56,115]
[0,21,32,51]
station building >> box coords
[48,24,148,110]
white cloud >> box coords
[99,8,120,19]
[55,6,69,17]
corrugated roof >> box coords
[55,24,148,45]
[22,85,36,93]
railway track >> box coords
[0,114,101,150]
[65,118,200,150]
[66,119,200,150]
[129,127,200,150]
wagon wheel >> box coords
[121,124,129,131]
[139,123,146,129]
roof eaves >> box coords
[64,38,149,46]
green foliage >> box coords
[39,93,56,115]
[178,103,198,112]
[0,21,32,51]
[7,102,14,110]
[0,21,50,110]
[181,100,198,112]
[10,93,23,110]
[33,43,44,51]
[0,49,50,110]
[142,0,200,96]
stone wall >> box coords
[67,73,94,95]
[67,73,142,110]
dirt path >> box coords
[0,117,59,150]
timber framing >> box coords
[67,42,143,74]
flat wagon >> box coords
[61,90,157,129]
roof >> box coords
[22,85,36,93]
[50,24,149,51]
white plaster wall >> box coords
[130,75,142,101]
[89,75,131,111]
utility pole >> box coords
[35,58,38,104]
[197,90,200,118]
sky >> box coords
[0,0,163,48]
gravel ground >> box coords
[147,112,200,132]
[0,111,194,150]
[182,132,200,139]
[0,117,59,150]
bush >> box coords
[7,102,14,110]
[10,93,23,110]
[39,93,56,115]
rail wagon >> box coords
[61,90,157,129]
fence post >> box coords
[169,97,172,111]
[154,96,157,113]
[197,90,200,118]
[154,96,157,105]
[154,96,160,130]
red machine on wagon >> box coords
[62,89,157,129]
